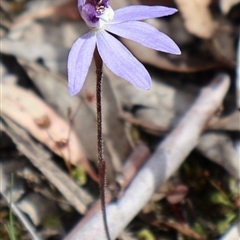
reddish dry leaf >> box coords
[166,185,189,204]
[2,84,98,182]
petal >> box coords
[96,31,151,90]
[111,5,178,23]
[78,0,84,8]
[105,21,181,55]
[68,31,96,96]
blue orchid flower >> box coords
[68,0,181,96]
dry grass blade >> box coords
[1,168,42,240]
[160,220,206,240]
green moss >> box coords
[138,229,155,240]
[193,223,206,235]
[43,216,61,229]
[210,192,233,208]
[71,166,87,185]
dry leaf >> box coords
[18,59,131,181]
[104,68,197,135]
[208,111,240,131]
[174,0,217,39]
[197,133,239,179]
[9,0,79,32]
[2,84,98,181]
[220,0,240,14]
[166,185,189,204]
[2,19,85,74]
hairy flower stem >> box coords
[94,48,111,240]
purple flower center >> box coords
[83,0,109,24]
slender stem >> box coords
[94,48,111,240]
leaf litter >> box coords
[1,0,239,239]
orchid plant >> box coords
[67,1,180,239]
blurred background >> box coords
[1,0,239,239]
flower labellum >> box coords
[68,0,181,96]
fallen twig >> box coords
[68,145,150,230]
[65,73,230,240]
